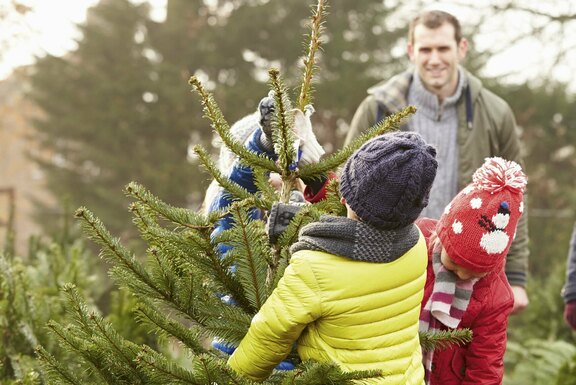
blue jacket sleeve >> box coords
[208,127,277,256]
[563,222,576,303]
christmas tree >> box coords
[36,1,470,383]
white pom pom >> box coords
[473,157,527,194]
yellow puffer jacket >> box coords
[228,233,427,384]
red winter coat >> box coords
[417,218,514,385]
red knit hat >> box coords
[437,157,527,273]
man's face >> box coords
[407,23,468,98]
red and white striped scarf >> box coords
[419,240,478,384]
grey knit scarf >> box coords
[290,215,420,263]
[407,68,466,219]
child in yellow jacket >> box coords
[228,131,438,384]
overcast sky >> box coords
[0,0,165,80]
[1,0,97,79]
[2,0,574,92]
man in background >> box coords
[345,10,529,313]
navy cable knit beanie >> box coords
[340,131,438,230]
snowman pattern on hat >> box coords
[478,201,511,254]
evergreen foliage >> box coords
[0,237,94,384]
[503,339,576,385]
[0,229,152,384]
[507,262,572,343]
[419,329,473,353]
[0,197,156,385]
[557,349,576,385]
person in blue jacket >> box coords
[207,93,326,369]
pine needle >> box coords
[419,329,473,352]
[297,0,328,110]
[189,76,277,173]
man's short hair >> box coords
[408,10,462,44]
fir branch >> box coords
[62,284,147,383]
[129,202,156,236]
[126,182,214,230]
[74,207,169,301]
[35,346,86,385]
[177,269,213,323]
[190,354,245,385]
[182,271,198,325]
[279,360,382,384]
[188,77,277,172]
[140,352,247,385]
[134,300,206,354]
[297,0,327,110]
[90,315,147,384]
[109,226,246,337]
[18,322,38,351]
[194,145,269,211]
[419,329,473,352]
[140,223,251,313]
[129,203,155,229]
[271,247,291,292]
[46,321,117,384]
[200,303,252,345]
[108,266,170,307]
[253,167,279,208]
[60,284,96,335]
[75,208,196,322]
[149,239,210,309]
[227,204,270,311]
[268,69,297,179]
[298,106,417,179]
[148,246,177,298]
[142,222,213,259]
[182,247,239,312]
[14,262,40,341]
[129,200,209,302]
[133,265,218,333]
[135,345,204,385]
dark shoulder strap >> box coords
[376,100,386,125]
[376,101,410,132]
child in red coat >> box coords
[417,157,527,385]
